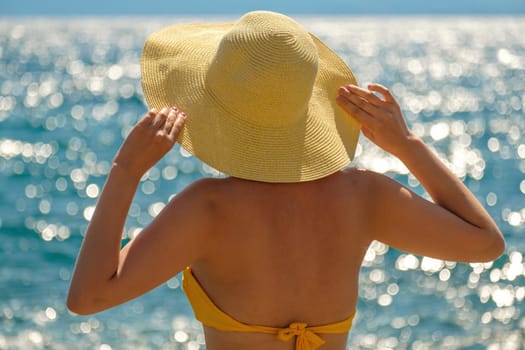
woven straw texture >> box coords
[141,11,360,183]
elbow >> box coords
[488,228,506,260]
[67,292,94,316]
[476,229,506,262]
[67,288,105,316]
[67,296,87,315]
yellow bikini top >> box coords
[182,267,354,350]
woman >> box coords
[67,11,505,350]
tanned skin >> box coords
[68,85,504,350]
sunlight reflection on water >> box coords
[0,16,524,349]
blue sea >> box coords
[0,15,524,349]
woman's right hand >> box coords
[113,107,186,180]
[336,83,416,159]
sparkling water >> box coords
[0,16,524,350]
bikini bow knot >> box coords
[277,322,326,350]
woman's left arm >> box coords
[67,107,208,315]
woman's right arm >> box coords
[337,84,505,262]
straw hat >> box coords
[141,11,360,183]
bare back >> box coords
[191,169,372,350]
[67,90,504,350]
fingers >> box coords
[164,107,178,132]
[144,106,185,127]
[339,86,385,118]
[336,94,379,129]
[343,84,385,107]
[163,106,186,140]
[337,84,386,128]
[140,106,187,142]
[138,108,157,126]
[153,107,169,127]
[367,84,397,104]
[169,111,186,140]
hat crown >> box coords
[206,11,319,127]
[141,11,360,183]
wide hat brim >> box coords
[141,15,360,183]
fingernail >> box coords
[179,112,186,119]
[171,106,178,112]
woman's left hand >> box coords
[113,107,186,179]
[336,84,412,158]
